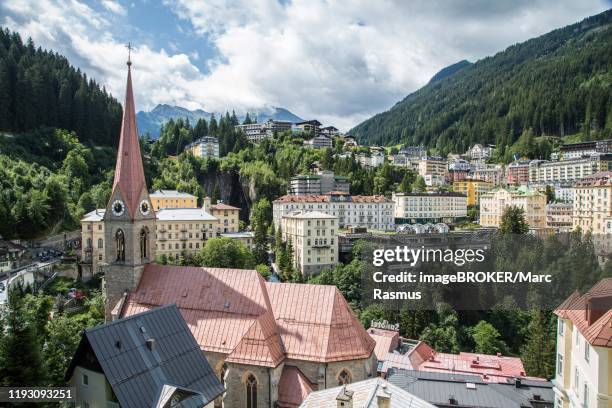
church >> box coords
[100,56,377,407]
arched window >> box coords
[246,374,257,408]
[338,369,351,386]
[97,238,103,249]
[115,229,125,261]
[140,228,148,260]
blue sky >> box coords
[2,0,611,130]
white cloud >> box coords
[100,0,127,16]
[2,0,610,131]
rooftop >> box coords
[66,304,224,408]
[282,210,338,220]
[274,194,392,203]
[554,278,612,347]
[209,202,240,211]
[81,209,106,222]
[150,190,196,198]
[156,208,217,221]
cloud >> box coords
[101,0,127,16]
[2,0,610,131]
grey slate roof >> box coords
[66,304,224,408]
[387,369,554,408]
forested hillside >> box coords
[349,9,612,155]
[0,28,122,146]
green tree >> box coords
[520,310,556,378]
[499,205,529,234]
[44,316,84,386]
[200,237,255,269]
[470,321,507,355]
[411,175,427,193]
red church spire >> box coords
[111,45,148,219]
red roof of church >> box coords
[111,65,148,218]
[121,264,375,367]
[554,278,612,347]
[277,366,317,408]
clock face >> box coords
[112,200,125,216]
[139,200,150,215]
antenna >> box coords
[126,42,133,67]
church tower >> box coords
[104,51,156,320]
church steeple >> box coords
[111,47,147,219]
[104,50,156,321]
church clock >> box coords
[112,200,125,216]
[139,199,151,216]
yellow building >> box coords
[150,190,198,211]
[552,279,612,408]
[573,171,612,235]
[479,186,546,228]
[204,199,240,233]
[417,156,448,179]
[453,179,493,206]
[186,136,219,159]
[281,211,338,276]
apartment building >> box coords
[392,192,467,224]
[466,143,494,159]
[206,200,240,233]
[573,171,612,235]
[235,119,293,142]
[186,136,219,159]
[448,159,471,182]
[273,193,394,231]
[552,278,612,408]
[358,151,385,168]
[80,209,106,274]
[418,156,448,180]
[453,179,494,206]
[546,203,573,232]
[560,139,612,160]
[529,154,612,184]
[479,186,546,229]
[295,119,322,134]
[398,146,427,160]
[471,165,505,186]
[281,211,338,276]
[320,126,339,136]
[149,190,197,211]
[289,171,350,195]
[507,160,531,185]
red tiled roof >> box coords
[266,282,375,362]
[209,203,240,210]
[554,278,612,347]
[367,328,399,361]
[277,366,317,408]
[121,265,374,367]
[111,66,148,219]
[273,194,392,203]
[574,171,612,187]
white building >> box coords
[273,193,394,231]
[552,278,612,408]
[529,154,612,185]
[235,119,293,142]
[186,136,219,159]
[280,211,338,276]
[289,171,350,196]
[466,144,494,160]
[304,135,333,149]
[392,192,467,224]
[358,152,385,168]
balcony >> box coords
[180,236,188,241]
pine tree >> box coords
[521,310,556,378]
[499,205,529,234]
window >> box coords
[584,342,590,363]
[557,353,563,375]
[97,238,103,249]
[338,369,351,386]
[246,374,257,408]
[558,319,564,336]
[82,373,89,386]
[115,229,125,261]
[574,368,579,391]
[583,384,589,407]
[140,228,148,260]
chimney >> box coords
[376,384,391,408]
[515,378,522,388]
[203,196,211,212]
[336,386,353,408]
[146,338,156,351]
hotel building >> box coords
[572,171,612,235]
[274,193,395,231]
[471,165,505,186]
[289,171,350,195]
[466,143,494,160]
[560,139,612,160]
[281,211,338,276]
[453,179,494,206]
[507,160,531,185]
[235,119,293,142]
[546,203,573,232]
[552,278,611,408]
[529,154,612,185]
[479,186,546,229]
[392,192,467,224]
[149,190,197,211]
[418,156,448,180]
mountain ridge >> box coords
[349,9,612,155]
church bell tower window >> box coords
[140,228,148,260]
[116,229,125,261]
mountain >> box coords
[349,9,612,155]
[427,60,472,84]
[137,104,303,138]
[136,104,212,138]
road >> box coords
[0,258,61,305]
